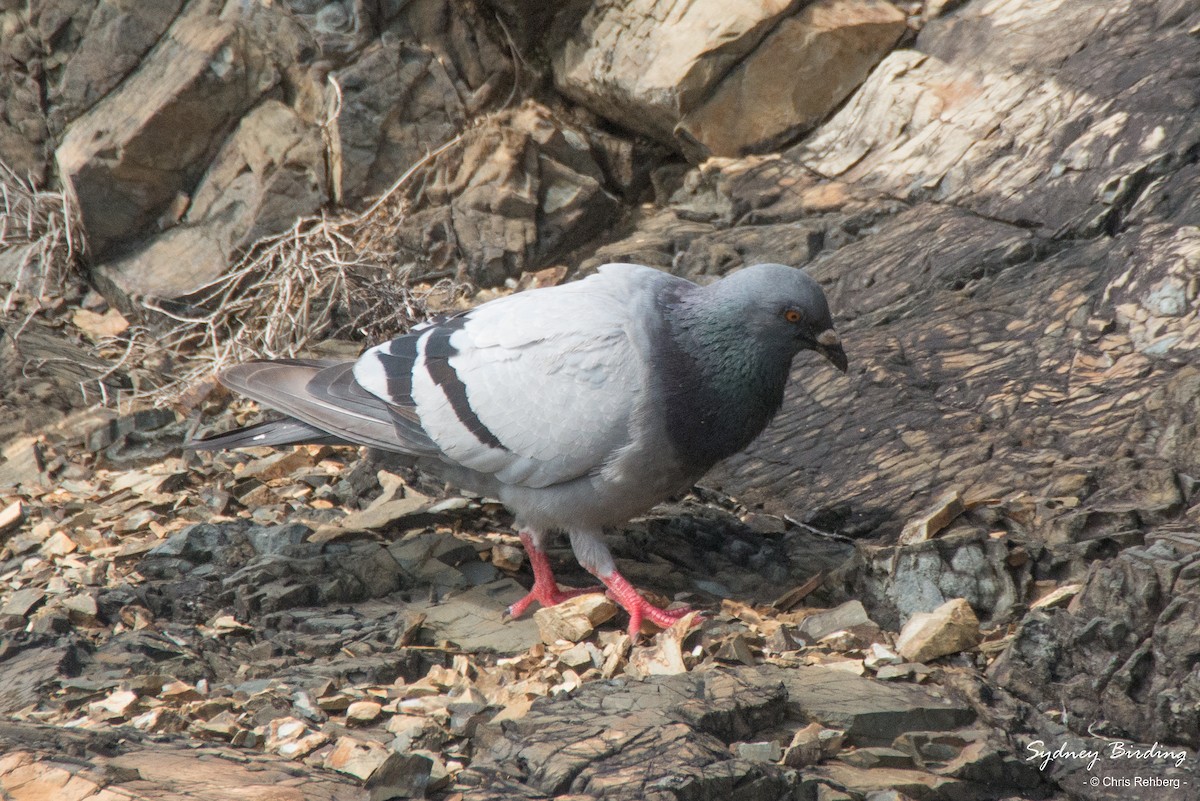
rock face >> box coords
[56,1,299,263]
[397,102,620,286]
[991,529,1200,749]
[554,0,903,161]
[676,0,907,161]
[463,666,978,799]
[42,0,522,307]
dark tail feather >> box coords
[188,418,353,450]
[194,359,440,457]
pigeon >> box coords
[192,262,847,637]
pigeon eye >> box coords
[783,309,802,323]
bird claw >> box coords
[619,597,700,640]
[507,582,602,619]
[598,568,703,639]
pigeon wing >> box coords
[354,265,672,489]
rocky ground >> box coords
[0,390,1194,800]
[2,0,1200,799]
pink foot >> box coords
[600,569,697,639]
[507,531,602,618]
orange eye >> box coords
[784,309,802,323]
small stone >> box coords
[192,710,241,740]
[29,606,71,633]
[411,749,452,793]
[796,600,873,643]
[386,714,437,750]
[895,598,982,662]
[332,496,431,533]
[735,740,783,762]
[239,448,314,482]
[491,543,524,571]
[448,699,489,737]
[160,681,204,702]
[270,717,316,746]
[61,593,99,624]
[533,593,617,643]
[815,784,855,801]
[864,644,903,671]
[317,693,352,712]
[1,587,46,617]
[73,307,130,339]
[626,611,699,677]
[875,663,930,682]
[291,689,326,722]
[1029,582,1082,610]
[838,746,914,769]
[714,633,757,666]
[278,732,330,760]
[266,716,329,758]
[765,624,801,653]
[324,736,432,798]
[0,500,23,535]
[347,700,383,725]
[558,641,599,671]
[783,722,844,767]
[899,490,965,545]
[40,530,77,557]
[90,690,138,720]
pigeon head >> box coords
[707,263,848,373]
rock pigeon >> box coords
[192,263,847,636]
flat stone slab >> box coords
[415,578,541,654]
[460,664,976,799]
[781,665,975,746]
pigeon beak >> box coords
[815,329,848,373]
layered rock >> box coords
[554,0,904,160]
[397,103,620,286]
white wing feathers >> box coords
[354,264,668,489]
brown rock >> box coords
[56,2,286,263]
[676,0,907,160]
[811,764,969,798]
[237,448,315,482]
[0,501,22,535]
[399,103,619,286]
[1028,582,1082,610]
[325,736,432,798]
[554,0,800,145]
[50,1,187,130]
[60,593,98,624]
[331,39,466,203]
[783,722,845,767]
[89,690,139,721]
[40,531,77,557]
[898,490,966,546]
[533,593,617,644]
[491,543,524,572]
[346,700,383,725]
[71,308,130,341]
[895,598,982,662]
[626,612,700,676]
[329,496,431,534]
[265,717,329,760]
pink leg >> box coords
[598,569,694,639]
[507,530,602,618]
